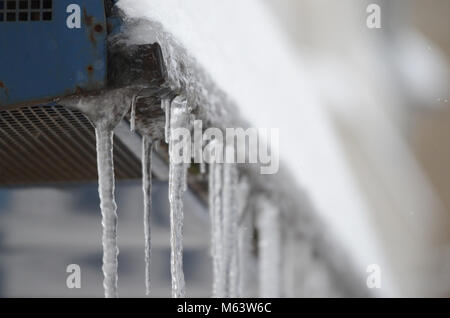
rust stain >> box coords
[82,7,97,46]
[89,31,96,45]
[83,8,94,26]
[0,81,9,96]
[94,24,104,33]
[86,65,94,82]
[74,86,84,95]
[107,21,113,34]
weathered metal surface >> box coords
[108,43,167,89]
[0,0,107,108]
[0,1,183,187]
[0,104,141,185]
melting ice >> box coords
[167,96,190,298]
[95,124,120,298]
[63,89,133,298]
[209,161,223,297]
[142,135,153,295]
[209,160,239,298]
[257,197,280,298]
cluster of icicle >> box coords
[89,93,281,298]
[209,164,281,298]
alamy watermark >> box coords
[66,264,81,289]
[366,4,382,29]
[366,264,381,289]
[169,120,279,175]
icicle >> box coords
[95,124,119,298]
[213,162,226,297]
[62,88,132,298]
[130,95,137,133]
[193,117,205,174]
[209,160,239,297]
[208,162,216,294]
[209,161,223,297]
[222,163,239,297]
[163,98,171,144]
[200,161,206,174]
[168,96,190,298]
[256,197,280,298]
[282,229,296,298]
[237,204,253,297]
[236,178,251,297]
[142,135,153,295]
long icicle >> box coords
[63,88,132,298]
[168,96,189,298]
[237,203,253,297]
[209,160,221,297]
[211,162,225,297]
[130,95,137,133]
[208,161,217,295]
[236,177,250,297]
[95,124,119,298]
[256,197,281,298]
[142,135,153,295]
[222,163,239,297]
[163,98,171,144]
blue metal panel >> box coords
[0,0,107,108]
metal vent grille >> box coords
[0,105,141,185]
[0,0,53,22]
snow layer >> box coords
[116,0,382,295]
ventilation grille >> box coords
[0,0,53,22]
[0,105,142,185]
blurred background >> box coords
[262,0,450,297]
[0,0,449,297]
[265,0,450,297]
[0,182,212,297]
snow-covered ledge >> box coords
[114,0,379,297]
